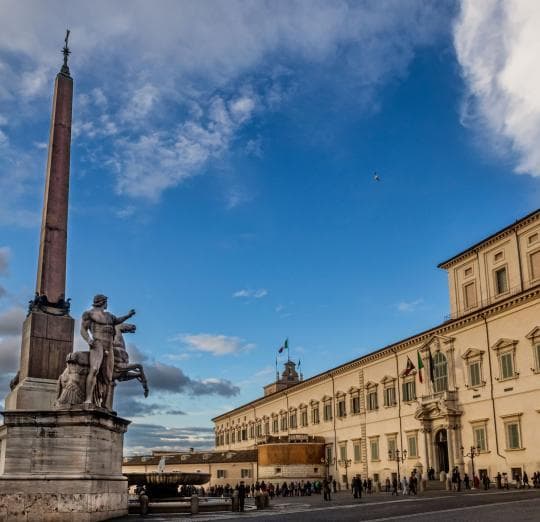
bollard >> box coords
[191,494,199,515]
[231,490,239,512]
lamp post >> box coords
[388,448,407,481]
[320,457,335,480]
[460,445,481,489]
[338,458,352,489]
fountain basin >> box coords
[125,471,211,498]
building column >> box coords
[453,421,464,471]
[428,430,435,471]
[447,424,455,470]
[422,427,430,471]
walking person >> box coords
[238,481,246,512]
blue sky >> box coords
[1,1,539,453]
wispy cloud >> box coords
[0,0,450,220]
[124,423,215,455]
[233,288,268,299]
[396,298,424,313]
[170,333,255,356]
[454,0,540,177]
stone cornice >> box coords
[438,209,540,270]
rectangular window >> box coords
[353,441,361,463]
[535,344,540,372]
[531,250,540,281]
[339,444,347,461]
[324,401,333,421]
[326,446,333,463]
[255,424,262,437]
[300,409,308,427]
[500,352,514,379]
[272,418,278,433]
[370,439,379,461]
[241,468,251,478]
[506,422,521,449]
[384,386,396,407]
[402,380,416,402]
[337,399,346,418]
[264,421,270,435]
[217,469,226,478]
[387,438,397,460]
[474,426,487,452]
[464,282,477,309]
[350,394,360,414]
[311,406,320,424]
[469,361,482,387]
[367,391,378,411]
[289,413,297,429]
[407,434,418,458]
[231,431,235,443]
[241,429,247,441]
[280,415,288,431]
[249,425,254,439]
[495,267,509,295]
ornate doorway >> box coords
[435,429,449,473]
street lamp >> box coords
[320,457,336,480]
[338,458,352,489]
[460,445,481,489]
[388,448,407,481]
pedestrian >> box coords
[137,485,149,516]
[238,481,246,512]
[496,472,502,489]
[464,473,470,490]
[392,476,398,496]
[523,471,530,489]
[332,478,337,493]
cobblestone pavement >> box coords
[121,487,540,521]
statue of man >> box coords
[80,294,135,408]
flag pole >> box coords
[275,356,279,381]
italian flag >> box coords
[417,351,424,383]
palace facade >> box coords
[212,209,540,487]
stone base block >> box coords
[0,408,130,521]
[4,377,57,411]
[0,476,128,522]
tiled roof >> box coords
[123,449,257,466]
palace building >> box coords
[212,209,540,487]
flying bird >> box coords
[373,172,380,182]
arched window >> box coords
[433,352,448,393]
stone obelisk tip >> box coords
[60,29,71,77]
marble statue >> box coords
[54,352,87,408]
[80,294,136,408]
[112,323,149,398]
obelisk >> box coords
[5,31,75,410]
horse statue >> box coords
[113,323,149,397]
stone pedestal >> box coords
[0,408,130,522]
[5,311,74,411]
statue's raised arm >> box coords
[113,309,136,325]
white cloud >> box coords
[396,298,424,313]
[0,0,449,211]
[233,288,268,299]
[172,333,254,356]
[454,0,540,176]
